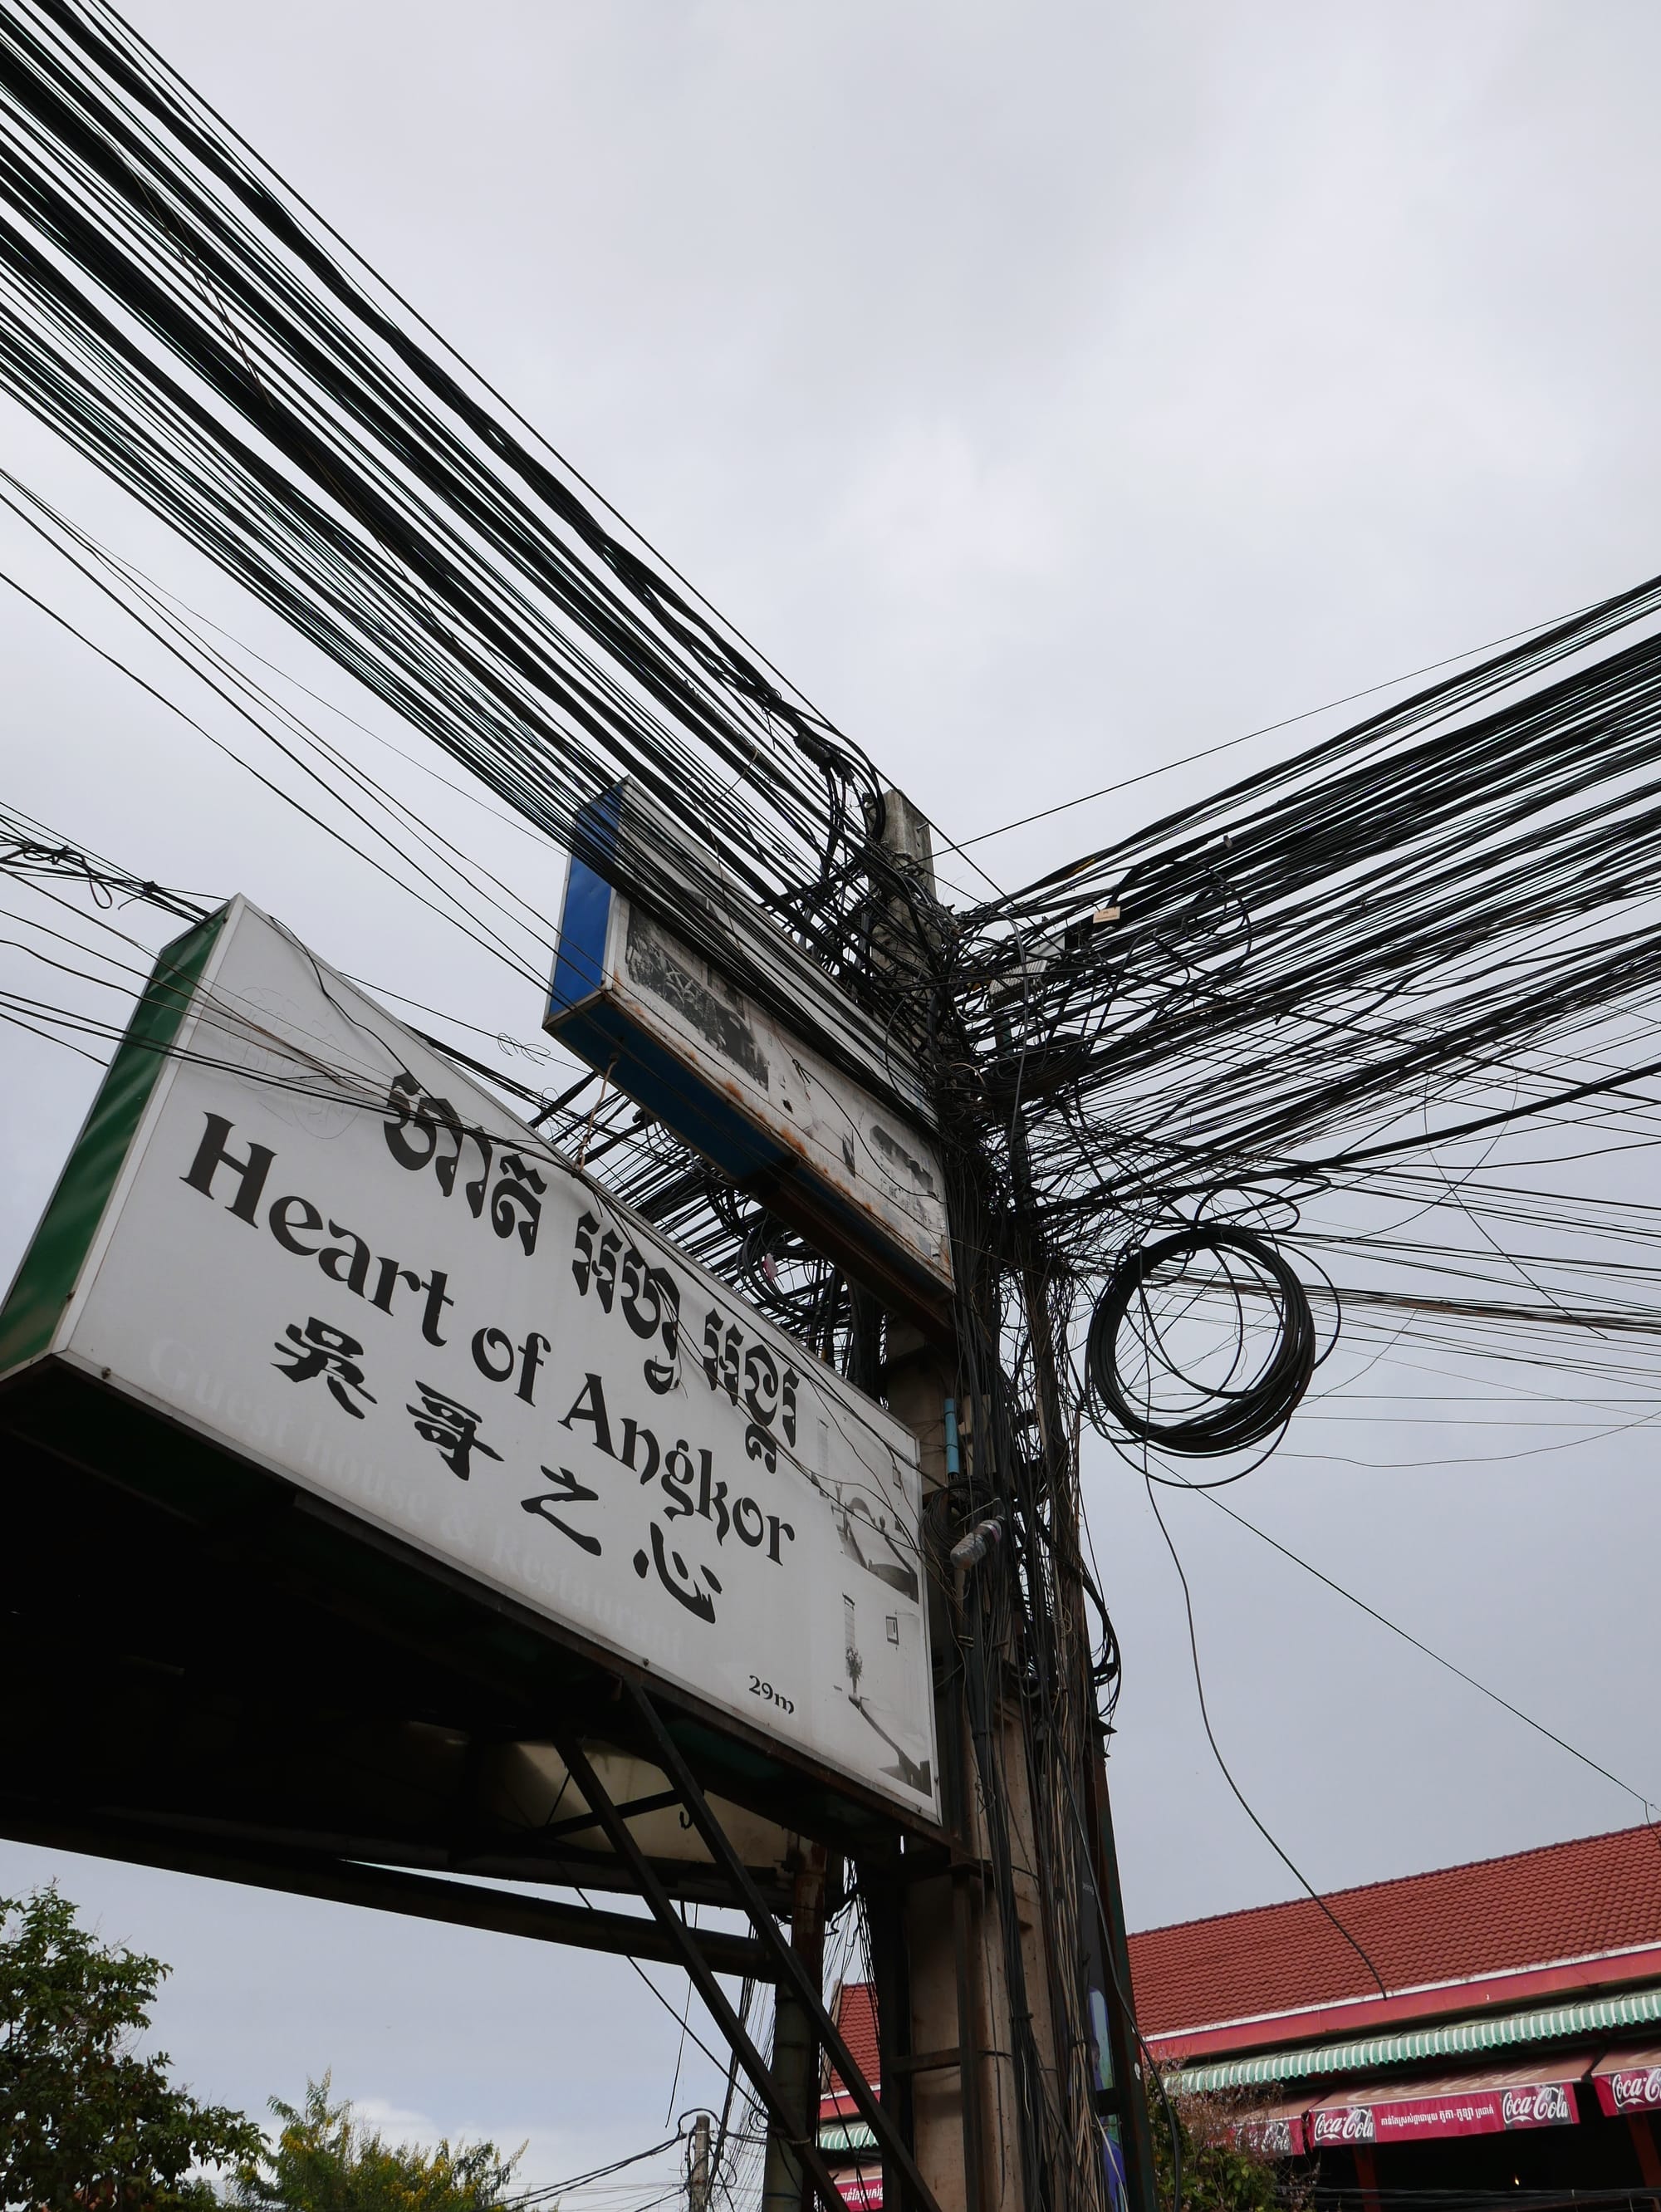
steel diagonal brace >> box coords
[626,1685,946,2212]
[550,1730,855,2212]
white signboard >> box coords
[572,892,952,1288]
[546,782,954,1322]
[5,900,938,1819]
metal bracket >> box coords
[626,1684,946,2212]
[0,1802,772,1980]
[551,1728,860,2212]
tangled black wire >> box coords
[1085,1224,1318,1457]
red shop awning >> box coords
[1592,2045,1661,2117]
[1307,2054,1591,2148]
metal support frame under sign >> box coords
[557,1690,946,2212]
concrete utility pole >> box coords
[879,1312,987,2212]
[762,1842,830,2212]
[1006,1086,1156,2212]
[757,785,1151,2212]
[873,787,1015,2212]
[865,790,1154,2212]
[689,2111,713,2212]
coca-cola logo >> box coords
[1610,2070,1661,2113]
[1312,2106,1375,2146]
[1502,2084,1570,2127]
[1235,2118,1297,2156]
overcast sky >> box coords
[4,0,1661,2190]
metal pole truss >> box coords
[0,1803,772,1982]
[554,1691,946,2212]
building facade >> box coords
[1129,1823,1661,2201]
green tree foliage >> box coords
[0,1882,261,2210]
[228,2076,521,2212]
[1146,2082,1291,2212]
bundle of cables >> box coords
[1085,1223,1319,1459]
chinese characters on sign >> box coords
[406,1382,501,1479]
[272,1316,376,1416]
[246,1169,801,1631]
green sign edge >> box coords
[0,905,228,1378]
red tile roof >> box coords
[822,1979,881,2115]
[1129,1823,1661,2053]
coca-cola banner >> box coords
[835,2171,883,2212]
[1231,2112,1308,2157]
[1311,2082,1576,2147]
[1310,2106,1376,2148]
[1595,2063,1661,2117]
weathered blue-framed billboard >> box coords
[546,784,954,1329]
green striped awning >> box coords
[1165,1982,1661,2095]
[819,2122,878,2154]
